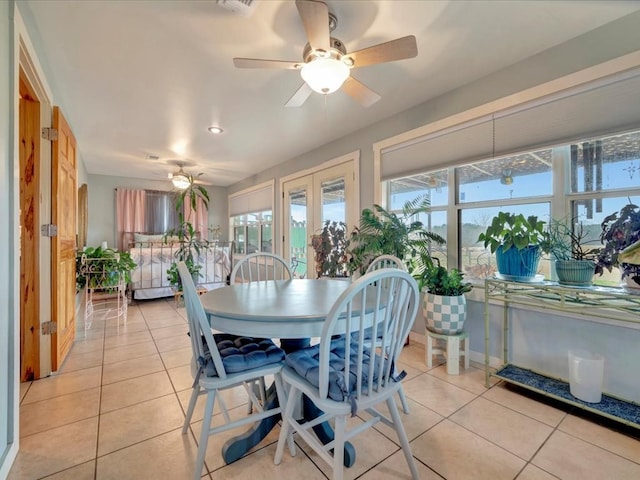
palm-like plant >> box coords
[347,195,445,275]
[166,179,211,288]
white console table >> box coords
[484,278,640,429]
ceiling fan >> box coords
[165,161,210,189]
[233,0,418,107]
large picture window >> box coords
[386,128,640,286]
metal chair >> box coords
[364,254,411,414]
[178,262,286,480]
[275,269,420,480]
[230,252,292,283]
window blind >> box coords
[381,67,640,181]
[229,183,273,217]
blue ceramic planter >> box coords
[495,244,541,278]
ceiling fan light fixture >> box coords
[300,57,350,94]
[171,172,191,189]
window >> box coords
[231,211,272,255]
[568,130,640,285]
[385,169,448,268]
[386,128,640,286]
[145,190,180,234]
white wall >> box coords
[462,296,640,403]
[86,174,228,248]
[0,1,19,477]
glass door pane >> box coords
[321,177,346,224]
[288,186,309,279]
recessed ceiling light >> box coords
[208,126,224,134]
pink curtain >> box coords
[116,188,146,250]
[183,195,209,240]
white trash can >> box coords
[568,349,604,403]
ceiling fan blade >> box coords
[347,35,418,68]
[285,82,313,108]
[341,76,381,108]
[296,0,330,52]
[234,58,301,70]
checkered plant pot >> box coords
[423,292,467,335]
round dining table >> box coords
[200,277,353,338]
[199,278,357,466]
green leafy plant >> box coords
[165,180,210,289]
[542,217,599,261]
[347,195,445,275]
[420,261,472,296]
[478,211,548,253]
[595,202,640,281]
[76,245,137,291]
[310,220,349,278]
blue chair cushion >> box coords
[285,338,393,406]
[201,334,284,377]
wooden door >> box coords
[19,70,40,381]
[51,107,77,371]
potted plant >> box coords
[310,220,349,278]
[165,179,210,290]
[346,195,445,276]
[595,201,640,288]
[477,211,548,280]
[76,245,137,292]
[542,218,599,286]
[412,248,472,334]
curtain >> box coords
[116,188,146,250]
[183,195,209,240]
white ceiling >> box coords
[21,0,640,187]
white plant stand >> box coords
[80,256,128,333]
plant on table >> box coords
[541,217,599,286]
[595,201,640,285]
[76,245,137,292]
[477,211,548,279]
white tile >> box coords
[411,419,525,480]
[532,430,640,479]
[449,397,553,460]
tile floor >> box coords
[8,298,640,480]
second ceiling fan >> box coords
[233,0,418,108]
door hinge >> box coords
[41,224,58,237]
[41,321,57,335]
[41,127,58,141]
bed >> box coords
[125,232,233,300]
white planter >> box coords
[423,291,467,335]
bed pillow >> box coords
[134,233,165,243]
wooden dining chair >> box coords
[364,254,411,414]
[275,269,420,480]
[177,262,287,480]
[230,252,292,283]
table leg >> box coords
[222,384,356,467]
[221,336,357,467]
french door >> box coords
[283,161,357,278]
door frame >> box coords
[279,150,360,274]
[17,8,54,378]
